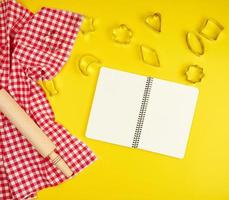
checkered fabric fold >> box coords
[0,1,96,199]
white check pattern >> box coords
[0,1,96,199]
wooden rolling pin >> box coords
[0,89,73,177]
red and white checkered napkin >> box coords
[0,1,96,199]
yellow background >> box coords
[19,0,229,199]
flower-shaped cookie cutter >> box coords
[185,65,205,83]
[112,24,133,44]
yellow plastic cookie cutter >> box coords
[79,54,101,76]
[185,65,205,83]
[199,18,224,41]
[186,32,205,56]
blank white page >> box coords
[86,67,146,147]
[138,78,199,158]
[86,67,199,159]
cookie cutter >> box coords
[145,12,161,33]
[42,79,59,96]
[186,32,205,56]
[79,54,101,76]
[199,18,224,41]
[140,45,160,67]
[185,65,205,83]
[80,16,96,34]
[112,24,133,44]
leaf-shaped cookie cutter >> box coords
[186,32,205,56]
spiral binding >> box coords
[132,77,153,148]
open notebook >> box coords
[86,67,199,158]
